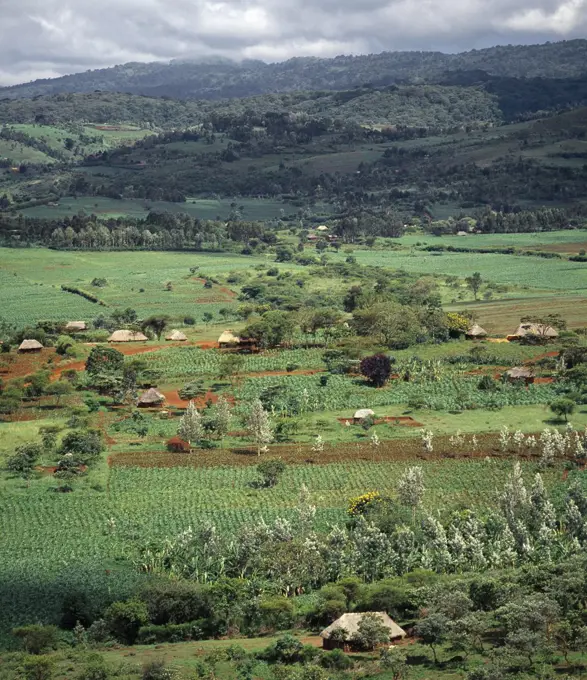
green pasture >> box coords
[342,248,587,292]
[0,248,298,324]
[398,228,587,250]
[0,139,52,164]
[18,196,310,221]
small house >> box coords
[466,324,488,340]
[218,330,241,349]
[18,339,43,353]
[65,321,87,332]
[137,388,166,407]
[108,330,148,343]
[316,225,329,232]
[507,323,558,342]
[321,612,406,651]
[353,408,375,424]
[505,367,534,384]
[166,330,187,341]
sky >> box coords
[0,0,586,86]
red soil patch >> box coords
[112,432,558,470]
[534,377,554,384]
[36,464,87,476]
[161,390,235,409]
[525,351,559,364]
[0,348,57,380]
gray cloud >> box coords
[0,0,586,85]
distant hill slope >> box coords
[1,39,586,101]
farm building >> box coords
[353,408,375,423]
[507,323,558,342]
[321,613,406,651]
[65,321,87,332]
[166,330,187,341]
[505,367,534,384]
[466,324,488,339]
[218,330,241,348]
[138,388,166,407]
[218,330,258,352]
[108,330,148,343]
[18,339,43,353]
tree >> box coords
[415,613,449,664]
[397,466,425,523]
[13,624,59,654]
[257,459,286,487]
[6,442,42,486]
[59,430,104,464]
[246,399,273,455]
[217,354,245,383]
[465,272,483,300]
[142,315,169,340]
[351,613,391,650]
[211,395,232,446]
[360,354,393,387]
[104,600,148,644]
[85,345,124,375]
[380,646,408,680]
[242,311,294,349]
[550,398,575,422]
[178,401,204,446]
[45,380,73,406]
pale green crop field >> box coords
[399,229,587,250]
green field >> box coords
[0,248,295,324]
[19,196,321,221]
[0,453,569,639]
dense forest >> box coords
[2,39,587,100]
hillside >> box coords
[1,39,587,100]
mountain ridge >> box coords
[1,39,586,101]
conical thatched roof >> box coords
[108,330,148,342]
[321,613,406,640]
[316,225,329,231]
[138,388,165,405]
[18,339,43,351]
[506,366,534,379]
[512,323,558,338]
[166,330,187,341]
[354,408,375,420]
[466,323,488,337]
[65,321,87,331]
[218,330,240,345]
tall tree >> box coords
[246,399,273,456]
[465,272,483,300]
[397,466,425,523]
[178,401,204,446]
[211,395,232,447]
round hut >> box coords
[108,330,148,343]
[18,339,44,353]
[138,388,166,407]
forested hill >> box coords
[1,39,587,100]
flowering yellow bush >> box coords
[348,491,382,516]
[446,312,470,335]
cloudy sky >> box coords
[1,0,586,86]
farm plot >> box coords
[146,347,326,379]
[234,373,560,414]
[0,453,570,642]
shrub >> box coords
[257,460,286,487]
[183,316,196,326]
[137,622,204,644]
[23,656,54,680]
[104,600,148,644]
[13,624,59,654]
[360,354,393,387]
[320,648,353,670]
[259,597,294,630]
[142,660,174,680]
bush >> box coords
[360,354,393,387]
[183,316,196,326]
[320,648,353,670]
[137,621,205,644]
[259,596,294,630]
[104,600,148,644]
[286,363,299,373]
[13,624,59,654]
[142,660,174,680]
[257,460,286,487]
[61,591,94,629]
[23,656,54,680]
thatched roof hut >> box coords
[466,323,488,339]
[166,330,187,341]
[65,321,87,332]
[505,366,534,382]
[353,408,375,422]
[108,330,148,343]
[218,330,241,348]
[18,339,43,352]
[138,388,165,407]
[316,225,329,232]
[321,612,406,650]
[508,323,558,341]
